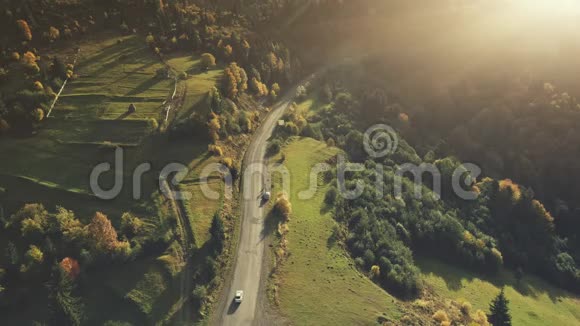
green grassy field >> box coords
[419,257,580,326]
[57,35,172,121]
[294,94,325,118]
[271,137,402,325]
[0,33,222,210]
[0,32,225,324]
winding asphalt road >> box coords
[216,80,312,326]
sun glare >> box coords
[513,0,580,17]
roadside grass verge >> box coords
[270,137,402,325]
[418,257,580,326]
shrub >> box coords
[295,85,307,100]
[433,310,449,323]
[148,118,159,131]
[48,26,60,42]
[33,81,44,91]
[285,122,299,135]
[146,34,155,47]
[471,309,490,326]
[459,299,472,315]
[33,108,44,122]
[266,139,281,156]
[120,213,144,238]
[269,89,278,101]
[221,157,234,169]
[45,86,56,99]
[201,53,216,69]
[274,193,292,220]
[208,144,223,157]
[25,245,44,265]
[239,112,252,133]
[192,285,208,306]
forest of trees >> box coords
[273,68,580,297]
[0,204,155,323]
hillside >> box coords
[1,1,580,325]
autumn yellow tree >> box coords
[17,20,32,41]
[33,108,44,122]
[223,62,247,99]
[33,81,44,91]
[531,199,554,224]
[208,112,221,142]
[370,265,380,278]
[499,179,522,204]
[223,44,233,58]
[250,77,268,97]
[21,51,40,74]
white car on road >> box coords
[234,290,244,303]
[262,191,271,201]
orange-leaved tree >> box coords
[16,20,32,41]
[60,257,80,279]
[87,212,123,254]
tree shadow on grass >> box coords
[319,201,332,215]
[417,256,575,303]
[261,209,284,241]
[326,231,338,249]
[116,111,132,120]
[125,76,166,96]
[88,47,143,76]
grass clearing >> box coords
[294,94,324,118]
[166,54,222,121]
[0,32,223,324]
[418,257,580,326]
[271,137,402,325]
[58,35,172,122]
